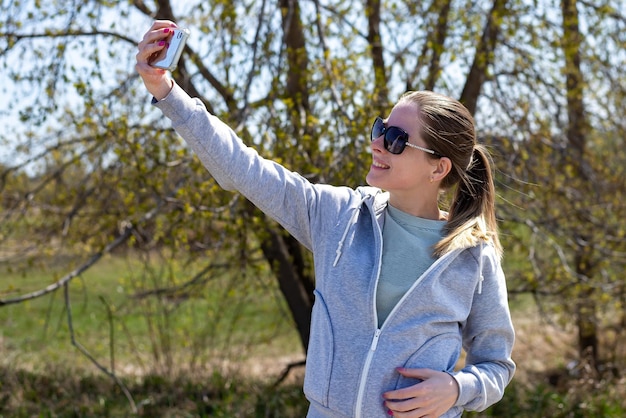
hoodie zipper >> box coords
[354,328,381,418]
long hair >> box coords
[397,91,502,258]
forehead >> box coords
[387,102,421,137]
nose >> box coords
[371,134,385,153]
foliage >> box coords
[467,377,626,418]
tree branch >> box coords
[0,207,158,307]
[64,283,137,413]
[0,30,137,46]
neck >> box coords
[388,193,445,220]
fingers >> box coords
[139,21,177,48]
[151,19,178,30]
[385,399,438,418]
[383,368,458,417]
[385,396,420,413]
[136,21,178,66]
[396,367,435,379]
[387,411,435,418]
[383,369,427,401]
[383,379,427,417]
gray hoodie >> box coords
[154,84,516,418]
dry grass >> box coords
[512,308,578,384]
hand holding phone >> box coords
[151,28,190,71]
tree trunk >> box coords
[366,0,389,111]
[246,0,317,353]
[561,0,598,369]
[258,224,315,352]
[460,0,508,115]
[423,0,453,91]
[280,0,310,115]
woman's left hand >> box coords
[383,368,459,417]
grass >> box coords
[0,364,309,417]
[1,253,625,417]
[0,251,302,374]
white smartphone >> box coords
[151,28,190,71]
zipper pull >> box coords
[370,329,381,351]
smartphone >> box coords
[151,28,190,71]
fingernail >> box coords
[163,28,170,33]
[387,410,394,416]
[158,41,165,46]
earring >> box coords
[429,176,434,183]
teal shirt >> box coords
[376,205,446,327]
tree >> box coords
[1,0,625,384]
[485,0,626,373]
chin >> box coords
[365,173,385,189]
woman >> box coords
[136,20,515,418]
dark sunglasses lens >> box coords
[384,127,407,154]
[371,118,384,140]
[370,118,408,154]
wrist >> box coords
[152,78,174,101]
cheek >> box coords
[397,162,431,186]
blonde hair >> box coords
[398,91,502,258]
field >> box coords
[1,253,625,417]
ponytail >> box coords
[397,91,502,258]
[433,145,502,258]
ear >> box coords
[431,157,452,182]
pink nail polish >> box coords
[387,410,394,416]
[163,28,170,33]
[158,41,165,46]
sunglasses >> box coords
[370,117,441,156]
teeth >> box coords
[372,160,389,169]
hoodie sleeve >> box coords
[152,83,352,251]
[452,245,516,411]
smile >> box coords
[372,160,389,169]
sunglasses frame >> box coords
[371,117,441,157]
